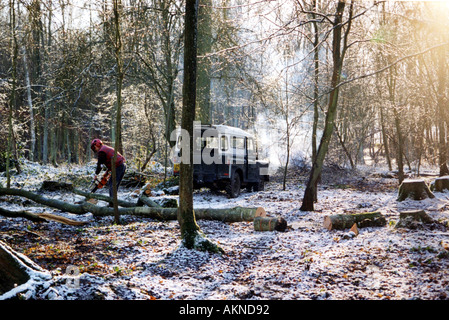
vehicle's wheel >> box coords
[253,179,265,192]
[226,173,241,198]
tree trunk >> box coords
[437,45,449,176]
[7,0,18,188]
[21,45,36,161]
[178,0,222,254]
[112,0,124,224]
[0,240,51,299]
[397,179,435,201]
[300,1,349,211]
[323,211,386,231]
[179,0,199,247]
[197,0,212,124]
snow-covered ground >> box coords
[1,161,449,300]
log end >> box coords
[255,207,267,218]
[323,216,332,230]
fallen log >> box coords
[397,179,435,201]
[0,187,266,222]
[323,211,386,231]
[253,216,287,232]
[0,187,86,214]
[136,194,162,208]
[0,207,88,226]
[81,201,266,222]
[73,188,139,207]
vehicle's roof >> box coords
[198,124,254,138]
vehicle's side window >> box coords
[232,136,245,149]
[220,135,228,151]
[247,138,254,153]
[205,136,219,149]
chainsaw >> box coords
[89,171,111,193]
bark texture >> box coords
[397,179,435,201]
[323,211,386,230]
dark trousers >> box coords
[108,163,126,198]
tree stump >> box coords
[323,211,386,231]
[432,176,449,192]
[397,179,435,201]
[0,241,51,299]
[395,210,434,229]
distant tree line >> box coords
[1,1,448,196]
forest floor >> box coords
[1,161,449,301]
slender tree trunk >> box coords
[311,0,321,201]
[112,0,124,224]
[300,1,349,211]
[179,0,200,246]
[178,0,223,253]
[437,45,449,176]
[197,0,212,124]
[21,45,36,161]
[7,0,19,188]
[380,104,392,171]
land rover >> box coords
[172,124,269,198]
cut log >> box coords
[432,176,449,192]
[350,223,359,236]
[395,210,435,229]
[81,202,266,222]
[195,206,266,222]
[0,187,266,222]
[397,179,435,201]
[253,216,287,232]
[323,211,386,231]
[0,240,52,299]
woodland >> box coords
[1,0,449,302]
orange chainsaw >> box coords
[90,171,111,193]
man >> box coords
[90,139,126,198]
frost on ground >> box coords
[1,161,449,300]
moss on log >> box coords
[323,211,386,231]
[397,179,435,201]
